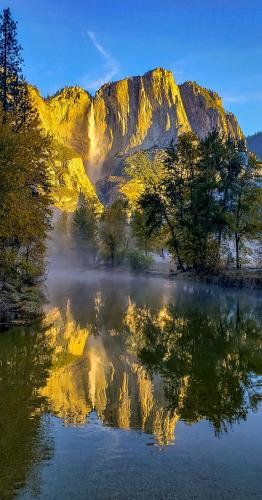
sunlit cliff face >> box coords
[29,68,244,211]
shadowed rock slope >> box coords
[247,132,262,160]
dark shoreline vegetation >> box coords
[0,8,262,325]
[172,268,262,290]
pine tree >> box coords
[0,8,33,127]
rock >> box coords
[50,152,98,212]
[179,81,244,141]
[30,87,99,212]
[91,68,191,170]
[247,132,262,160]
[29,69,245,208]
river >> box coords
[1,271,262,499]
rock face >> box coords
[247,132,262,160]
[30,86,98,212]
[31,68,244,206]
[179,81,244,140]
[30,85,92,158]
[51,154,98,212]
[91,69,191,173]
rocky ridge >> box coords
[30,68,244,210]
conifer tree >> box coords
[0,8,33,127]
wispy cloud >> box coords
[82,31,119,91]
[88,31,109,59]
[223,92,262,104]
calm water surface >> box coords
[1,271,262,499]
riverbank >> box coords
[92,263,262,290]
[0,284,45,326]
[2,266,261,327]
[175,269,262,290]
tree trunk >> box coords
[3,21,7,118]
[111,250,114,267]
[162,206,185,272]
[235,233,241,269]
[176,253,185,272]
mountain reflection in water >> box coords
[41,274,262,443]
[1,272,262,498]
[41,300,179,446]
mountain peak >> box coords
[47,85,92,102]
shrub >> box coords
[127,249,153,271]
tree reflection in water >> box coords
[124,292,262,435]
[0,323,54,499]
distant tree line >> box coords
[73,132,262,273]
[72,196,142,268]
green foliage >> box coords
[138,131,262,272]
[225,154,262,268]
[0,9,52,320]
[99,199,128,266]
[0,8,23,116]
[73,194,100,263]
[124,149,165,189]
[130,208,167,257]
[0,119,52,322]
[0,8,37,129]
[130,209,152,254]
[0,119,52,278]
[72,197,129,267]
[127,248,153,271]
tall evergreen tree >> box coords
[0,8,33,127]
[226,153,262,268]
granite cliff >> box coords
[179,81,243,140]
[30,68,244,210]
[247,132,262,160]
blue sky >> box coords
[3,0,262,135]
